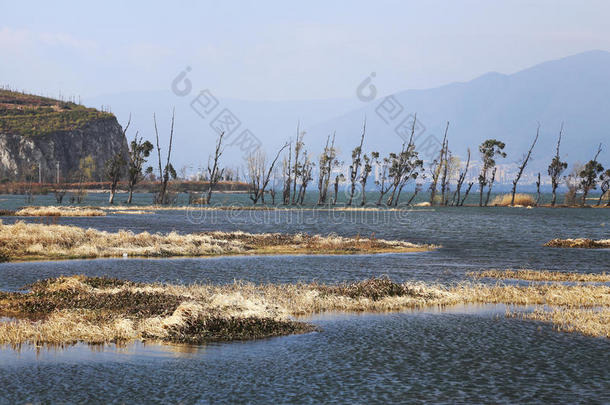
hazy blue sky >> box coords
[2,0,610,100]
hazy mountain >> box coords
[311,50,610,173]
[85,50,610,179]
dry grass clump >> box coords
[456,283,610,307]
[109,210,154,215]
[0,221,434,261]
[544,238,610,249]
[0,276,455,346]
[507,307,610,338]
[2,273,607,346]
[15,206,106,217]
[469,269,610,282]
[491,193,536,207]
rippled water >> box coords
[1,195,609,404]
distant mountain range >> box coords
[85,50,610,182]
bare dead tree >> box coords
[440,149,451,206]
[317,133,337,205]
[296,155,313,205]
[535,172,541,206]
[510,124,540,206]
[347,119,366,206]
[598,169,610,206]
[104,153,126,204]
[429,122,449,205]
[375,156,392,206]
[359,152,377,206]
[291,124,305,205]
[153,109,176,205]
[205,131,225,204]
[485,167,497,206]
[460,182,474,206]
[452,148,471,206]
[386,114,423,206]
[407,183,422,205]
[247,143,289,204]
[548,123,568,207]
[331,174,344,206]
[282,140,292,205]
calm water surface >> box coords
[1,195,609,404]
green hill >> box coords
[0,89,114,137]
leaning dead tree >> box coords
[598,169,610,206]
[429,122,449,205]
[153,109,176,205]
[439,142,452,206]
[386,116,423,206]
[347,120,366,206]
[246,143,289,204]
[510,124,540,206]
[282,140,292,205]
[205,131,225,204]
[451,148,471,206]
[548,123,567,207]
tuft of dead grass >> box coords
[15,206,106,217]
[544,238,610,249]
[491,193,536,207]
[0,276,456,345]
[469,269,610,283]
[507,307,610,338]
[0,221,435,261]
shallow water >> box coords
[1,306,608,404]
[1,195,609,403]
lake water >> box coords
[1,194,609,403]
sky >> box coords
[2,0,610,101]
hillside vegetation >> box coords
[0,89,113,137]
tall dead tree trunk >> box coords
[510,124,539,206]
[549,123,566,207]
[460,182,474,206]
[452,148,470,206]
[206,131,225,204]
[485,167,497,206]
[347,120,366,206]
[153,109,176,205]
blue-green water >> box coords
[0,194,609,404]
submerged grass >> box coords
[544,238,610,249]
[0,274,608,345]
[0,221,434,261]
[469,269,610,283]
